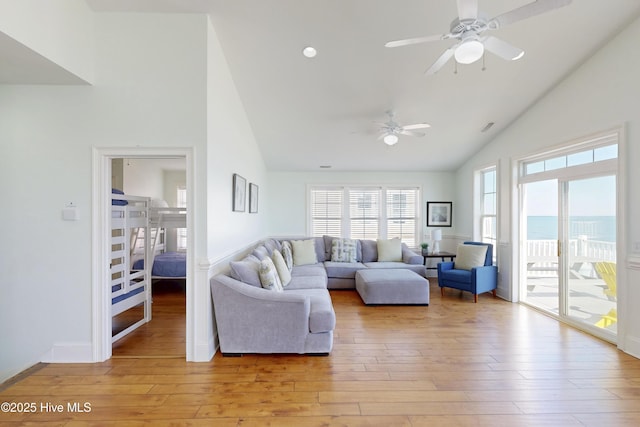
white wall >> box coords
[0,0,94,83]
[206,18,268,262]
[455,16,640,357]
[0,12,210,382]
[122,159,166,200]
[267,170,456,244]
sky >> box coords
[524,175,616,217]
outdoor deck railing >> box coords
[526,238,616,276]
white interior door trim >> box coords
[91,147,195,362]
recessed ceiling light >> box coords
[319,165,332,169]
[302,46,317,58]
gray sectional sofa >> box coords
[210,236,426,356]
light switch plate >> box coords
[63,207,78,221]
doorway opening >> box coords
[92,148,194,362]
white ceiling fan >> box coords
[385,0,572,75]
[376,110,431,146]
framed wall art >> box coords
[232,173,246,212]
[427,201,452,227]
[249,183,259,213]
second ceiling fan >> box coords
[376,110,431,146]
[385,0,572,75]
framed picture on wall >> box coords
[249,183,259,213]
[427,201,452,227]
[232,173,246,212]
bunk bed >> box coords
[110,190,152,343]
[131,202,187,279]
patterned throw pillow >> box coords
[258,257,283,291]
[331,238,357,263]
[281,241,293,271]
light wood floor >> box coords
[2,281,640,426]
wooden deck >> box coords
[2,281,640,426]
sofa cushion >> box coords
[252,245,270,261]
[263,239,279,255]
[313,237,327,262]
[291,239,318,266]
[285,289,336,333]
[330,238,357,262]
[455,244,488,271]
[271,249,292,287]
[360,239,378,262]
[286,274,328,290]
[291,263,328,280]
[258,257,283,291]
[281,241,293,271]
[377,238,402,262]
[229,255,261,287]
[324,261,367,279]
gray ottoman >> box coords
[355,269,430,305]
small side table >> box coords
[423,252,456,270]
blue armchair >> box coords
[437,242,497,303]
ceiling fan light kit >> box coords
[385,0,572,75]
[383,134,399,145]
[377,111,430,146]
[454,38,484,64]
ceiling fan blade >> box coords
[400,130,426,138]
[456,0,478,21]
[483,36,524,61]
[403,123,431,130]
[491,0,572,28]
[385,34,444,48]
[425,47,455,75]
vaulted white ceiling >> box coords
[8,1,640,171]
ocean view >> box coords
[527,216,616,242]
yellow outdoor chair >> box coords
[595,261,617,300]
[594,261,617,328]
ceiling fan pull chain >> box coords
[482,53,486,71]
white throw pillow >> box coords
[331,238,357,263]
[455,244,488,271]
[258,257,283,291]
[377,238,402,262]
[271,249,292,287]
[291,239,318,266]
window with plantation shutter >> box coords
[349,189,380,240]
[310,188,343,237]
[309,185,420,246]
[387,188,417,247]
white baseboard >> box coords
[621,335,640,360]
[191,336,216,362]
[41,342,93,363]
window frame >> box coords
[308,185,421,246]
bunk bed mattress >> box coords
[112,284,145,305]
[133,252,186,277]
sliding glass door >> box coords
[522,179,559,314]
[519,134,618,341]
[565,176,617,334]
